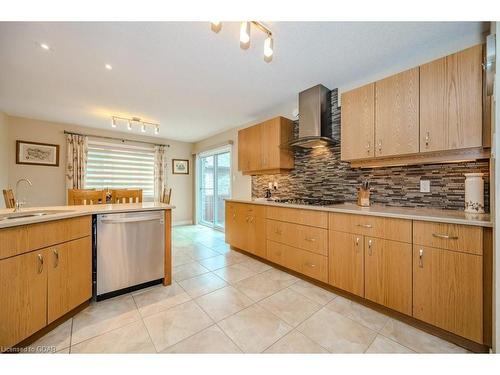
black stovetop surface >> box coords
[273,197,344,206]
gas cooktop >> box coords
[273,198,344,206]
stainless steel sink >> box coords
[0,210,73,221]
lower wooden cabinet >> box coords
[48,236,92,323]
[413,245,483,343]
[225,203,266,258]
[328,230,364,297]
[364,238,412,315]
[0,249,49,349]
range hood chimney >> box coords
[289,84,333,149]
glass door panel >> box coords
[215,152,230,229]
[200,155,214,226]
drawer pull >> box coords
[419,248,424,268]
[305,263,317,268]
[305,237,316,242]
[356,224,373,228]
[355,237,360,252]
[432,233,458,240]
[275,229,282,235]
[37,254,44,274]
[368,239,373,256]
[53,249,59,268]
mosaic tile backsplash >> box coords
[252,89,490,211]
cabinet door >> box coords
[341,83,375,160]
[238,127,251,172]
[48,237,92,323]
[259,118,279,170]
[0,249,48,349]
[420,45,483,152]
[246,215,266,258]
[413,245,483,343]
[225,202,237,245]
[375,67,419,157]
[364,238,412,315]
[328,231,364,297]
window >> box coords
[85,139,155,201]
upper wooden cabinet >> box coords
[420,45,483,152]
[238,116,294,175]
[375,67,420,157]
[341,83,375,160]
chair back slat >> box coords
[3,189,16,209]
[110,189,143,204]
[162,187,172,204]
[67,189,106,205]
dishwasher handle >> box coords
[100,216,164,224]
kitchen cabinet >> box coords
[329,230,364,297]
[413,245,483,343]
[375,67,420,157]
[341,83,375,160]
[0,249,49,349]
[225,202,266,258]
[420,45,483,152]
[238,116,294,175]
[364,237,412,315]
[47,236,92,323]
[0,216,92,350]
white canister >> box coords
[464,173,485,213]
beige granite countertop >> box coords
[0,202,175,229]
[226,199,492,227]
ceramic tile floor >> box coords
[25,225,470,354]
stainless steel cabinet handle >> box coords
[432,233,458,240]
[356,223,373,228]
[368,239,373,256]
[419,248,424,268]
[366,142,371,154]
[354,237,360,253]
[101,217,162,224]
[37,254,44,274]
[305,237,316,242]
[245,216,249,223]
[425,132,430,148]
[378,140,382,152]
[53,249,59,268]
[305,263,317,268]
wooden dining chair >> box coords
[67,189,107,205]
[162,187,172,204]
[3,189,16,209]
[111,189,143,203]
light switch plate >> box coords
[420,180,431,193]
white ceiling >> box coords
[0,22,487,143]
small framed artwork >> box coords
[172,159,189,174]
[16,140,60,167]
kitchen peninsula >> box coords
[0,203,174,351]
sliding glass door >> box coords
[198,148,231,230]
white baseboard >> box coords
[173,220,193,226]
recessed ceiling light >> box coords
[105,64,113,70]
[40,43,50,50]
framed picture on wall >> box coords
[16,140,60,167]
[172,159,189,174]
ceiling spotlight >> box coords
[264,35,274,63]
[141,124,146,133]
[211,22,222,33]
[105,64,113,70]
[127,120,132,131]
[40,43,50,50]
[239,22,251,49]
[155,125,160,135]
[111,117,117,128]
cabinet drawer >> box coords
[329,213,411,243]
[285,246,328,283]
[413,221,482,255]
[27,216,92,251]
[266,240,287,266]
[0,225,28,259]
[234,203,266,218]
[266,219,328,256]
[266,206,328,228]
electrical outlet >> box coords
[420,180,431,193]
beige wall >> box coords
[0,112,8,208]
[5,115,194,224]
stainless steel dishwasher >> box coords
[95,210,165,300]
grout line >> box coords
[68,318,74,354]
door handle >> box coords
[305,237,316,242]
[53,249,59,268]
[432,233,458,240]
[419,248,424,268]
[425,132,430,148]
[368,239,373,256]
[305,263,317,268]
[37,254,44,274]
[356,223,373,228]
[275,229,282,235]
[355,237,360,252]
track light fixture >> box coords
[210,21,274,63]
[111,116,160,134]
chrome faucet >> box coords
[14,178,32,212]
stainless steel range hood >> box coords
[289,84,333,149]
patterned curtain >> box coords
[65,134,88,189]
[154,145,167,202]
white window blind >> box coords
[85,139,155,201]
